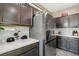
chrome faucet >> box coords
[14,31,21,40]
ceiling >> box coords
[39,3,78,13]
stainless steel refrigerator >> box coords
[29,12,56,56]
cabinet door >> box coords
[58,37,71,51]
[56,16,69,28]
[46,14,55,29]
[58,36,61,48]
[3,3,20,24]
[69,38,79,53]
[66,39,70,51]
[56,17,61,28]
[60,37,67,50]
[69,14,79,28]
[0,4,3,23]
[20,4,33,26]
[49,19,56,28]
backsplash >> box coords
[49,28,79,36]
[0,26,29,44]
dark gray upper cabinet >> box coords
[56,16,69,28]
[55,17,62,28]
[20,4,33,26]
[69,13,79,28]
[46,14,55,29]
[3,3,20,24]
[55,13,79,28]
[46,19,55,28]
[49,19,56,28]
[0,3,33,26]
[0,4,3,23]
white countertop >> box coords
[51,34,79,38]
[0,38,39,55]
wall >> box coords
[49,28,79,36]
[0,26,29,44]
[53,4,79,18]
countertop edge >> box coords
[51,34,79,38]
[0,38,39,55]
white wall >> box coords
[53,4,79,18]
[49,28,79,36]
[0,26,29,44]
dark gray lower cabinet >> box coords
[57,36,60,48]
[69,38,79,54]
[20,48,37,56]
[66,39,70,51]
[0,42,39,56]
[60,37,67,50]
[57,36,61,48]
[57,36,79,54]
[58,36,67,50]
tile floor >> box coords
[56,48,78,56]
[45,45,78,56]
[45,45,56,56]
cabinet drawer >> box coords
[20,48,37,56]
[0,43,38,56]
